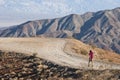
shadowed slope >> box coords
[0,8,120,54]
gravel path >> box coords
[0,38,120,70]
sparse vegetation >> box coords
[97,49,106,55]
[108,59,113,62]
[0,50,120,80]
[72,47,80,53]
[81,49,88,55]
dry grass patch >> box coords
[65,39,90,56]
[65,39,120,64]
[80,49,88,55]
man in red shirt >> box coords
[88,50,94,67]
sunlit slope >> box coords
[0,38,120,69]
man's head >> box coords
[90,50,92,52]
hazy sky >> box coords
[0,0,120,27]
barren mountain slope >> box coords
[0,38,120,70]
[0,7,120,54]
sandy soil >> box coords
[0,38,120,70]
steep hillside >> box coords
[0,7,120,54]
[0,38,120,70]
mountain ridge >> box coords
[0,7,120,54]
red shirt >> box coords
[89,51,93,60]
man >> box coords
[88,50,94,67]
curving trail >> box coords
[0,38,120,70]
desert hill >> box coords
[0,7,120,54]
[0,38,120,70]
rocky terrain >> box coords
[0,7,120,54]
[0,50,120,80]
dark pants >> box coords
[88,58,93,67]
